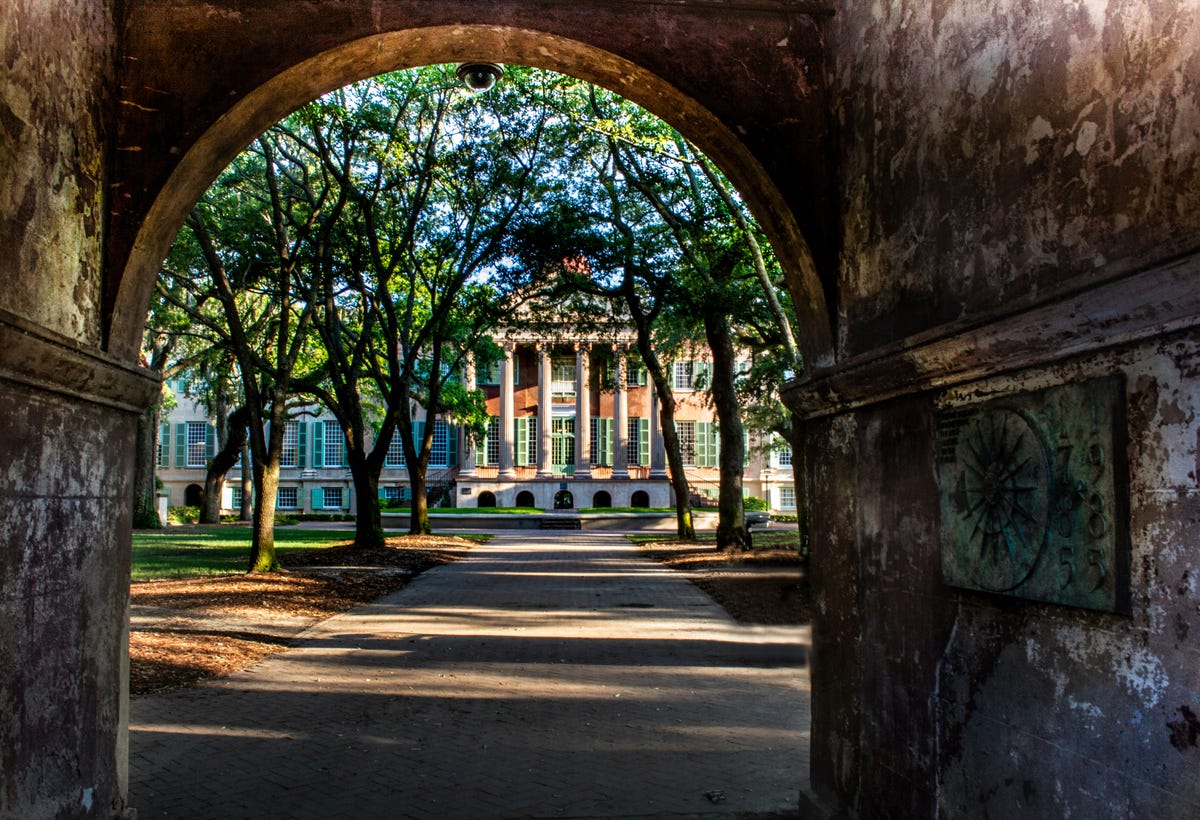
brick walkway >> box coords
[128,532,811,819]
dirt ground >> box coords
[129,534,810,697]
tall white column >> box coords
[499,343,516,478]
[536,343,553,477]
[612,347,629,479]
[575,342,591,479]
[459,352,478,477]
[649,375,668,478]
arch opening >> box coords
[630,490,650,509]
[110,25,832,368]
[477,491,497,508]
[592,490,612,509]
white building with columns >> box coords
[156,330,798,515]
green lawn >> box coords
[627,530,803,549]
[132,526,492,580]
[385,507,543,515]
[577,507,676,514]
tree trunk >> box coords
[132,401,162,528]
[201,405,249,524]
[350,460,386,548]
[409,466,430,534]
[249,459,280,572]
[240,442,253,520]
[703,310,750,550]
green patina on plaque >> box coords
[938,376,1130,613]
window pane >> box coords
[627,417,640,465]
[281,420,299,467]
[779,485,796,510]
[323,420,343,466]
[277,487,297,509]
[673,361,694,391]
[551,358,576,397]
[677,421,696,466]
[385,431,405,467]
[486,417,500,465]
[778,445,793,467]
[186,421,207,468]
[323,487,343,509]
[430,420,449,466]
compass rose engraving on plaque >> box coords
[937,377,1130,613]
[949,410,1050,592]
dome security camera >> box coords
[456,62,504,92]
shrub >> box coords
[167,505,199,525]
[743,495,769,511]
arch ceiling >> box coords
[109,1,837,367]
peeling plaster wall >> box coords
[806,343,1200,815]
[0,0,113,345]
[0,2,133,817]
[832,0,1200,355]
[805,0,1200,815]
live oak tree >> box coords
[287,66,556,538]
[157,138,323,571]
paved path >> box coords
[128,532,811,819]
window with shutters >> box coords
[381,486,409,505]
[627,417,641,465]
[677,421,696,466]
[590,417,613,466]
[281,420,299,467]
[552,417,574,475]
[230,487,243,510]
[323,420,343,467]
[186,422,207,468]
[779,485,796,510]
[430,420,449,466]
[673,361,694,391]
[322,487,343,509]
[277,487,298,509]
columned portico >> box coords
[498,343,516,479]
[459,352,477,478]
[649,376,667,478]
[536,343,553,478]
[612,347,629,479]
[575,342,592,479]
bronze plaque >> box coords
[938,376,1129,613]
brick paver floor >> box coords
[128,531,811,819]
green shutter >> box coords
[298,422,308,468]
[743,429,750,466]
[512,356,520,385]
[603,417,614,466]
[413,420,426,459]
[205,422,216,461]
[159,423,170,467]
[694,361,712,390]
[515,418,529,466]
[342,487,351,509]
[174,423,186,467]
[313,421,325,468]
[448,424,458,467]
[696,422,711,467]
[342,431,349,467]
[639,417,650,466]
[311,487,324,509]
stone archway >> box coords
[106,8,837,367]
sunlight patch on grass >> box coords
[131,526,354,580]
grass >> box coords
[131,526,492,580]
[384,506,544,515]
[577,507,676,514]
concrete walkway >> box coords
[128,532,811,819]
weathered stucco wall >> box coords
[0,2,143,817]
[0,0,113,346]
[798,0,1200,815]
[831,0,1200,356]
[806,343,1200,816]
